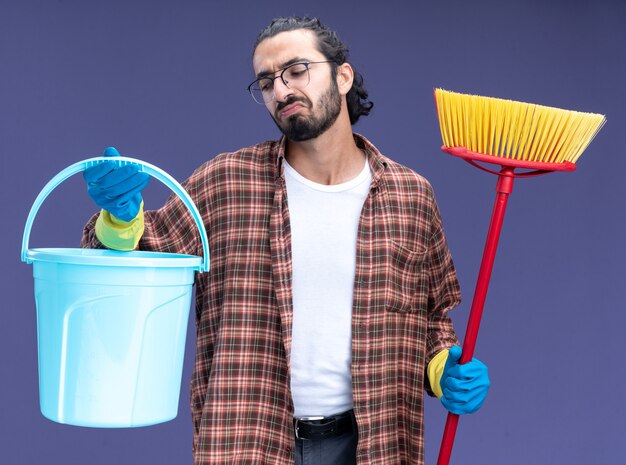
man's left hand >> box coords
[440,345,490,415]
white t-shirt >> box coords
[284,155,372,417]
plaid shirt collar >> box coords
[274,132,388,188]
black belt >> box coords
[294,410,355,440]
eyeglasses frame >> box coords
[247,60,335,104]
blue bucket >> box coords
[21,157,210,428]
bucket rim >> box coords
[25,248,203,269]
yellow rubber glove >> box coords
[427,348,450,399]
[95,200,145,251]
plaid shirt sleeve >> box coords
[423,180,461,396]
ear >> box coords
[335,62,354,96]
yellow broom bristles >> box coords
[435,88,606,164]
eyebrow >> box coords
[255,57,310,80]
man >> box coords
[82,16,489,465]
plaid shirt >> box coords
[82,133,461,465]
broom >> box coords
[433,88,606,465]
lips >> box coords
[279,102,306,119]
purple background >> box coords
[3,1,625,464]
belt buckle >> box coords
[294,416,324,440]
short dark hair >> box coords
[254,16,374,125]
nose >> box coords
[272,77,294,103]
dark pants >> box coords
[293,414,358,465]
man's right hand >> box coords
[84,147,150,222]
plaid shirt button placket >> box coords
[81,133,461,465]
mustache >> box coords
[276,97,309,114]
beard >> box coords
[271,79,342,142]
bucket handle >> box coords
[21,156,210,273]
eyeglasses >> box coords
[247,60,333,105]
